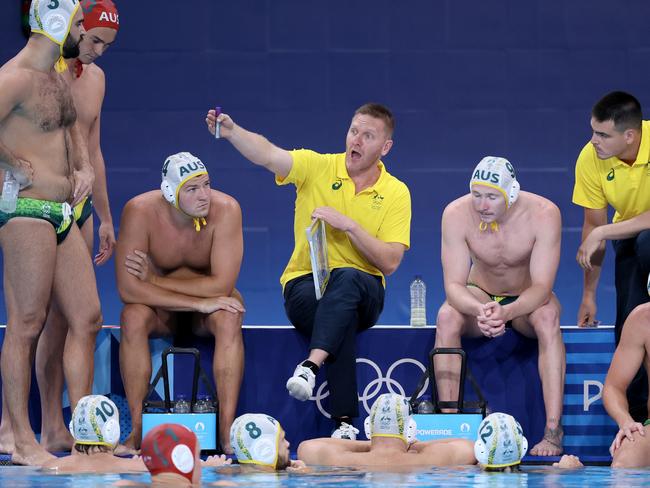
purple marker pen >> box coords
[215,106,222,139]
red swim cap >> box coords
[81,0,119,31]
[141,424,199,483]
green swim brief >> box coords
[644,419,650,427]
[0,197,73,244]
[73,195,93,227]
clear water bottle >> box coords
[410,275,426,327]
[417,395,435,414]
[0,170,18,213]
[173,394,191,414]
[204,396,216,413]
[192,395,208,413]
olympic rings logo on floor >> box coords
[310,357,428,418]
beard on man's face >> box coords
[61,34,82,59]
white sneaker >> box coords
[331,422,359,440]
[286,363,315,401]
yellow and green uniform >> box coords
[73,195,93,227]
[572,120,650,223]
[276,149,411,289]
[0,197,72,244]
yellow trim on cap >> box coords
[173,170,208,208]
[482,460,521,469]
[371,433,408,444]
[74,440,114,448]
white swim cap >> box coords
[161,152,208,208]
[230,414,283,468]
[364,410,417,443]
[367,393,413,444]
[30,0,80,47]
[161,152,209,231]
[474,412,528,469]
[69,395,120,448]
[469,156,520,208]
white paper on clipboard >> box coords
[306,219,330,300]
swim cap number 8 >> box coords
[245,422,261,439]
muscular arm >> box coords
[416,439,476,466]
[115,200,205,311]
[577,208,607,324]
[297,439,370,466]
[589,208,650,241]
[311,206,405,276]
[603,312,646,428]
[87,90,112,228]
[503,203,561,320]
[150,198,243,297]
[67,120,94,206]
[0,69,34,180]
[347,226,405,276]
[441,205,483,316]
[206,110,293,178]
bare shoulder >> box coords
[123,191,163,219]
[621,303,650,339]
[442,195,472,236]
[0,62,34,100]
[521,191,560,219]
[443,194,471,217]
[84,63,106,82]
[209,189,242,217]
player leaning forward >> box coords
[434,156,566,456]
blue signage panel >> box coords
[142,413,217,450]
[413,413,484,441]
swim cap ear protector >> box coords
[474,412,528,469]
[230,414,283,468]
[366,393,414,444]
[364,410,417,443]
[69,394,120,448]
[161,152,209,231]
[141,424,199,483]
[469,156,520,208]
[30,0,81,72]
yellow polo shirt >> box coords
[573,120,650,222]
[276,149,411,288]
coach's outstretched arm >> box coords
[206,109,293,178]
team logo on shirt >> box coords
[371,192,384,210]
[606,169,615,181]
[331,179,342,190]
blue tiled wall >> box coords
[2,1,647,325]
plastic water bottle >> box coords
[193,395,208,413]
[417,395,435,414]
[0,170,18,213]
[173,394,191,414]
[410,275,426,327]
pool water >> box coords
[1,465,650,488]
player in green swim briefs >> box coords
[0,198,73,243]
[0,0,102,466]
[603,303,650,468]
[434,156,566,457]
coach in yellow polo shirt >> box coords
[573,91,650,420]
[205,103,411,439]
